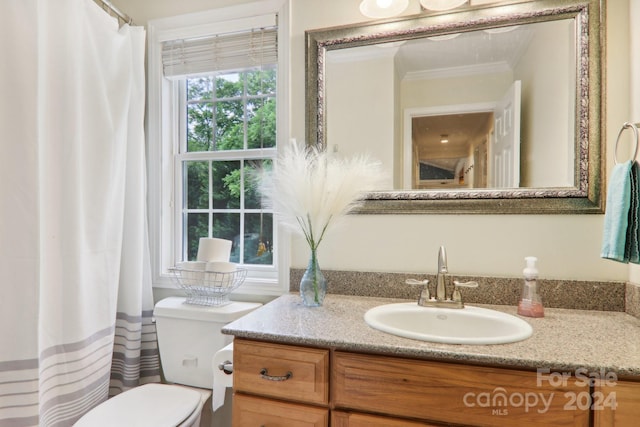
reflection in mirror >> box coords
[325,19,575,191]
[412,112,493,189]
[307,0,603,214]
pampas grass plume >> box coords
[260,141,384,250]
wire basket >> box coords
[168,266,247,306]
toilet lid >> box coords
[75,383,201,427]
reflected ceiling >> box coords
[413,112,493,162]
[395,25,533,78]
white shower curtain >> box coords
[0,1,159,426]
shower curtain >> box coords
[0,1,160,426]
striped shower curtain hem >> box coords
[109,310,160,395]
[0,326,116,427]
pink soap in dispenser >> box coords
[517,256,544,318]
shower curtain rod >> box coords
[94,0,132,25]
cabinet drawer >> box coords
[594,380,640,426]
[233,393,328,427]
[333,352,589,427]
[332,411,438,426]
[233,339,329,405]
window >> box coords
[180,68,276,262]
[171,29,278,266]
[147,1,290,296]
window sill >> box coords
[152,276,288,304]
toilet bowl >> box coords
[74,297,261,427]
[74,383,209,427]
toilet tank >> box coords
[153,297,261,389]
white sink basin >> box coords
[364,303,533,345]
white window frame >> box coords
[147,0,290,297]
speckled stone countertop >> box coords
[222,293,640,379]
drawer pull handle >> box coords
[259,368,293,381]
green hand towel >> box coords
[627,162,640,263]
[601,160,634,263]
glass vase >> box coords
[300,249,327,307]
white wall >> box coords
[326,50,396,182]
[401,71,513,109]
[111,0,256,25]
[515,19,575,188]
[117,0,631,282]
[629,0,640,285]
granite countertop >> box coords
[222,293,640,379]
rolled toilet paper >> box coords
[175,261,206,284]
[205,262,237,287]
[197,238,232,262]
[176,261,207,271]
[205,261,237,273]
[212,342,234,412]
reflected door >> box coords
[490,80,521,188]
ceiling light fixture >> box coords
[427,33,461,41]
[484,26,519,34]
[419,0,468,11]
[359,0,409,19]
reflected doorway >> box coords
[411,111,493,189]
[403,81,522,190]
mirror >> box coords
[306,0,603,214]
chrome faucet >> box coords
[406,246,478,309]
[435,246,448,301]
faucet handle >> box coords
[452,280,479,305]
[453,280,479,288]
[405,279,430,305]
[405,279,429,286]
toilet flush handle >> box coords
[218,360,233,375]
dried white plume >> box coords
[260,140,384,251]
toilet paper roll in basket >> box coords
[212,342,234,412]
[175,261,206,283]
[197,238,232,262]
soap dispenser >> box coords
[517,256,544,318]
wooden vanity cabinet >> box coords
[233,394,329,427]
[232,338,596,427]
[594,380,640,426]
[332,411,438,426]
[232,339,330,426]
[333,351,589,427]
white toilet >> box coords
[75,297,261,427]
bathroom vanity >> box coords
[223,294,640,426]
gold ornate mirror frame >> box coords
[305,0,604,214]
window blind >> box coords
[162,26,277,78]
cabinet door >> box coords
[332,411,438,426]
[594,380,640,426]
[233,393,328,427]
[333,351,590,427]
[234,339,329,405]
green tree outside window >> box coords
[183,68,276,265]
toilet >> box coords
[74,297,261,427]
